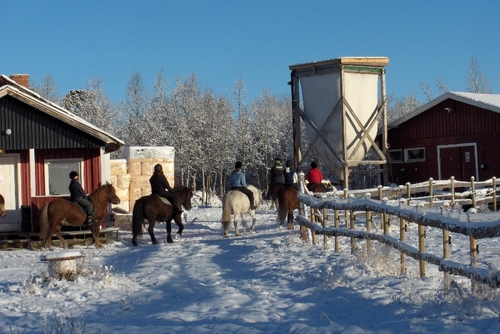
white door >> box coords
[0,155,21,232]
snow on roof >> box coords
[389,91,500,129]
[0,75,124,152]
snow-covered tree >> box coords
[466,57,492,94]
[32,74,60,104]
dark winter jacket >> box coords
[270,163,285,184]
[69,179,88,201]
[283,166,296,185]
[150,174,174,198]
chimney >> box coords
[9,74,30,88]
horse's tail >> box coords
[221,194,232,232]
[39,202,50,240]
[277,188,288,224]
[132,198,145,238]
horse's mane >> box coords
[89,184,113,203]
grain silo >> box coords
[289,57,389,188]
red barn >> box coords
[387,92,500,185]
[0,74,124,236]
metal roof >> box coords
[388,91,500,129]
[0,75,124,153]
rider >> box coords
[229,161,257,210]
[68,171,97,226]
[306,161,324,187]
[269,157,285,187]
[149,164,182,213]
[283,159,298,189]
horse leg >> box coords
[249,211,257,232]
[148,221,158,245]
[54,226,69,248]
[174,214,184,240]
[233,214,241,236]
[241,213,247,235]
[92,224,103,248]
[166,220,174,243]
[287,211,294,230]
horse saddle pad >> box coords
[158,196,172,206]
[69,200,88,215]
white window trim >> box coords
[404,147,426,162]
[388,149,403,163]
[44,159,84,196]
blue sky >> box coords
[2,1,499,106]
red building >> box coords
[0,74,124,236]
[387,92,500,185]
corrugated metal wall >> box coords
[0,96,106,150]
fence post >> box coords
[493,176,497,212]
[322,207,328,248]
[366,210,372,252]
[418,223,426,278]
[378,185,385,231]
[344,188,349,228]
[442,176,454,290]
[400,216,406,275]
[350,210,356,254]
[429,178,434,208]
[450,176,455,208]
[418,182,430,278]
[334,209,340,253]
[470,176,478,291]
[298,173,307,241]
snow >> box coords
[2,198,500,333]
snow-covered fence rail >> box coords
[329,176,499,211]
[296,178,500,290]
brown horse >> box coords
[132,186,193,246]
[39,184,120,249]
[267,182,283,210]
[307,182,327,193]
[0,194,6,218]
[277,185,299,230]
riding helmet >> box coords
[311,161,317,168]
[69,171,79,179]
[154,164,163,173]
[235,161,242,169]
[286,160,293,167]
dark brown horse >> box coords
[39,184,120,249]
[307,182,327,193]
[132,186,193,246]
[267,182,284,210]
[277,185,299,230]
[0,194,6,218]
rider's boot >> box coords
[86,215,97,227]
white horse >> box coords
[221,185,262,237]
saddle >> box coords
[155,195,172,206]
[68,200,95,215]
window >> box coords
[404,147,425,162]
[388,149,403,163]
[45,159,83,195]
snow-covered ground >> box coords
[1,196,500,334]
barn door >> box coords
[0,155,21,232]
[438,144,478,181]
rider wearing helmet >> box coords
[149,164,182,213]
[283,159,298,189]
[68,171,97,226]
[269,157,285,185]
[229,161,257,210]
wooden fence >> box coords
[296,175,500,290]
